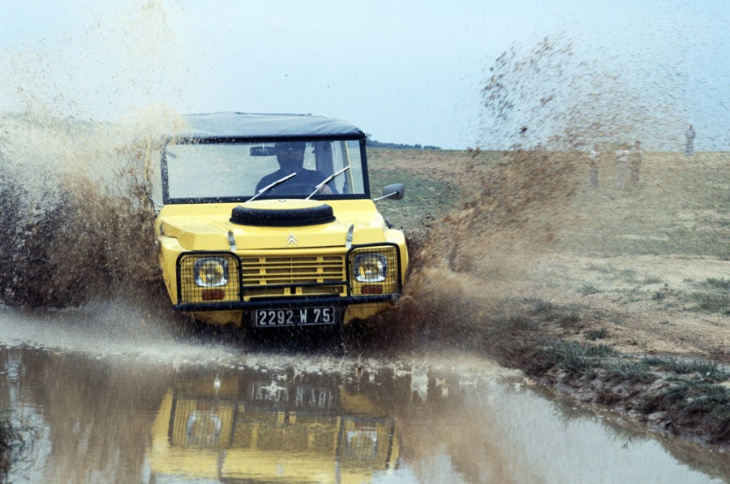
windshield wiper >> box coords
[305,166,351,200]
[248,172,297,201]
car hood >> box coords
[157,199,391,251]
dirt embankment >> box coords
[369,147,730,447]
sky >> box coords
[1,1,729,150]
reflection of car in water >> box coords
[148,369,400,483]
[150,113,408,336]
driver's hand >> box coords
[318,185,333,195]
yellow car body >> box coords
[152,113,408,330]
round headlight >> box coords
[194,257,229,287]
[354,253,387,283]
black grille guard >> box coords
[174,293,400,312]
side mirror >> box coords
[375,183,405,201]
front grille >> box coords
[241,254,346,289]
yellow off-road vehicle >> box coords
[153,113,408,332]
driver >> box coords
[255,141,334,195]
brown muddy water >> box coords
[0,304,727,484]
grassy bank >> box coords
[483,298,730,445]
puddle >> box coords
[0,312,727,484]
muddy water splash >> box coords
[0,2,188,309]
[385,35,688,348]
[0,113,173,307]
[479,35,686,151]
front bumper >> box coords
[174,293,399,312]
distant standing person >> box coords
[629,140,642,186]
[685,124,696,155]
[615,142,629,188]
[588,144,600,188]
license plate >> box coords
[254,307,338,327]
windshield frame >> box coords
[160,134,371,205]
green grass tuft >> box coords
[530,340,617,378]
[643,275,663,284]
[642,357,729,382]
[687,292,730,314]
[606,359,656,383]
[579,284,600,296]
[703,278,730,290]
[585,328,609,340]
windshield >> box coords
[160,139,367,203]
